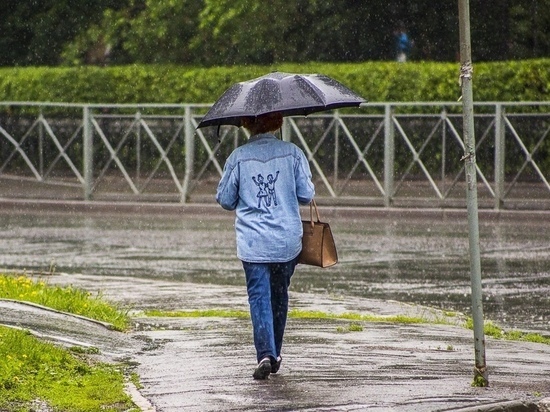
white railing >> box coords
[1,101,549,209]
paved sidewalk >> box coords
[2,273,549,412]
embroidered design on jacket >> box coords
[252,171,279,208]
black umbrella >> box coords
[196,72,366,129]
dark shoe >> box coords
[271,356,282,374]
[253,358,271,380]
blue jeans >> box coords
[242,258,297,364]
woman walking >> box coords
[216,112,315,379]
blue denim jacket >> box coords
[216,133,315,263]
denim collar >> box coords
[248,133,277,143]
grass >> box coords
[471,373,489,388]
[465,318,550,345]
[144,308,550,345]
[289,309,428,324]
[0,325,137,412]
[144,307,428,325]
[144,308,427,335]
[145,308,250,319]
[0,273,137,411]
[336,323,364,333]
[0,274,130,331]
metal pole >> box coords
[494,104,505,210]
[83,106,93,200]
[334,112,340,189]
[38,107,44,177]
[441,109,447,195]
[136,111,141,188]
[181,105,194,203]
[282,117,291,142]
[458,0,488,386]
[384,104,395,207]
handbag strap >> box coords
[309,199,321,222]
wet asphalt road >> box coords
[1,199,549,411]
[1,199,549,333]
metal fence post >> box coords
[384,104,395,207]
[83,105,93,200]
[494,104,505,210]
[135,111,142,187]
[181,105,194,203]
[441,109,447,195]
[282,117,291,142]
[39,106,44,177]
[334,111,340,188]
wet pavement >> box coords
[1,198,549,411]
[1,198,548,333]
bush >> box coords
[0,59,548,105]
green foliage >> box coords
[143,308,429,324]
[0,0,127,66]
[338,323,364,333]
[69,346,101,355]
[62,0,204,66]
[0,274,130,331]
[465,318,550,345]
[0,326,134,411]
[146,309,550,346]
[145,308,251,319]
[3,1,550,67]
[1,59,548,105]
[471,373,489,388]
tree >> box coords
[61,0,204,65]
[125,0,203,64]
[0,0,124,66]
[190,0,303,65]
[192,0,401,64]
[508,0,550,59]
[1,0,548,67]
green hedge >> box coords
[0,60,548,104]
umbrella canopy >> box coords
[197,72,366,129]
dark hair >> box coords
[241,112,283,135]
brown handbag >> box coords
[298,200,338,267]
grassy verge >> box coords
[289,309,428,324]
[0,325,136,412]
[0,274,130,331]
[144,308,550,345]
[144,308,429,337]
[465,318,550,345]
[0,273,136,411]
[144,308,427,324]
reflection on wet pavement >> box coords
[0,210,548,332]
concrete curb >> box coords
[2,197,550,222]
[538,397,550,412]
[448,399,539,411]
[124,382,156,412]
[0,298,116,330]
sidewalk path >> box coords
[2,273,549,412]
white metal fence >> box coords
[1,101,549,209]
